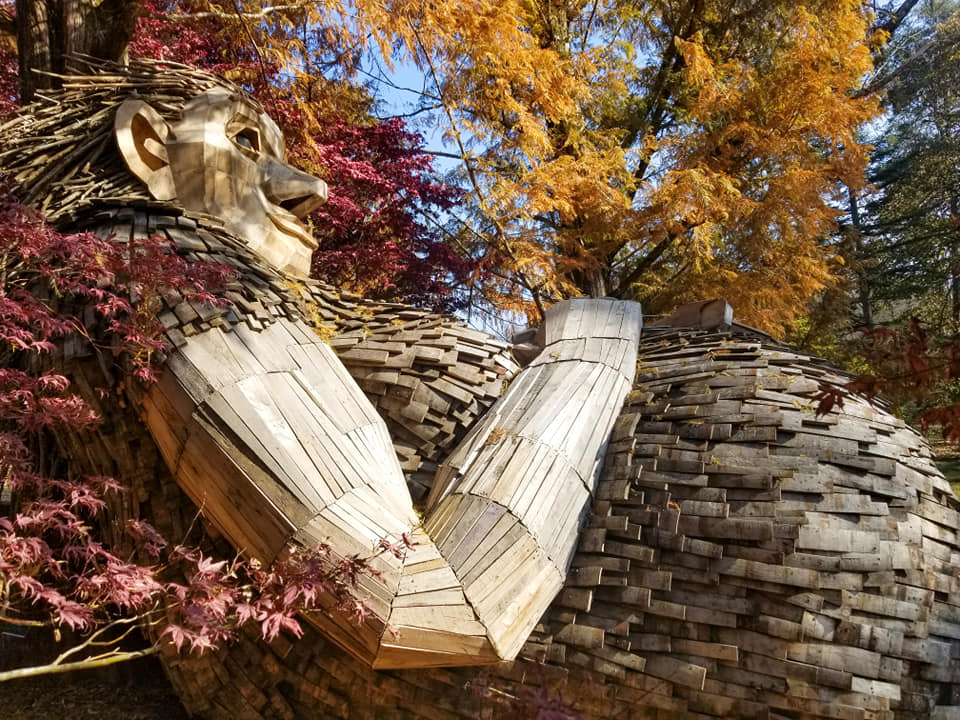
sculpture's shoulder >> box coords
[80,205,310,343]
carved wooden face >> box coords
[115,88,328,276]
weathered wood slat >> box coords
[144,301,641,668]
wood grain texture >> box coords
[422,298,642,657]
[153,323,960,719]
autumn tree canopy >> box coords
[4,0,906,332]
[127,0,888,333]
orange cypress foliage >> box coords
[646,4,878,333]
[170,0,880,333]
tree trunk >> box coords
[848,186,873,328]
[16,0,145,102]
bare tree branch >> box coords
[147,3,309,22]
[52,615,147,667]
[379,103,444,120]
[873,0,921,38]
[857,30,945,97]
[409,24,547,318]
[0,646,159,682]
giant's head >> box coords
[0,59,327,276]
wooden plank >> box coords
[786,643,881,680]
[465,531,541,610]
[141,374,192,466]
[388,605,486,636]
[391,588,471,607]
[639,655,707,690]
[539,472,591,562]
[257,373,353,507]
[423,494,468,546]
[677,516,774,541]
[555,623,604,648]
[445,501,509,569]
[475,556,563,658]
[396,564,462,595]
[174,327,249,393]
[434,494,497,556]
[217,377,328,511]
[174,422,295,565]
[286,341,380,429]
[487,439,550,505]
[374,629,498,669]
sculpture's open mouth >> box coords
[268,208,319,250]
[278,193,326,218]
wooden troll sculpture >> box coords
[3,60,960,719]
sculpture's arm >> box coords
[423,298,643,657]
[141,290,641,668]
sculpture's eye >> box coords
[233,127,261,154]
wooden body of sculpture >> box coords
[70,68,644,668]
[4,61,960,718]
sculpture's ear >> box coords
[114,99,177,201]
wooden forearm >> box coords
[425,299,643,657]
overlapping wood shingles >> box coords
[534,326,960,719]
[150,323,960,720]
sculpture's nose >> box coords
[262,158,328,218]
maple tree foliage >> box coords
[0,189,394,677]
[307,118,469,308]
